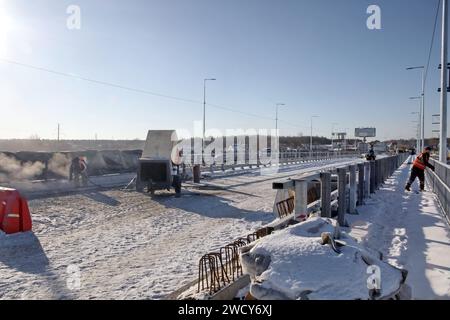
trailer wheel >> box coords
[173,175,182,196]
[147,180,155,195]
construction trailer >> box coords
[136,130,182,195]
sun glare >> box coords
[0,9,13,56]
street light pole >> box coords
[331,122,338,149]
[410,96,421,151]
[440,0,448,162]
[411,112,420,151]
[343,128,349,151]
[275,103,285,137]
[406,66,425,151]
[203,78,216,161]
[310,116,319,155]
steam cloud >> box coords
[47,153,71,178]
[0,153,45,183]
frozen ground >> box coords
[3,157,447,300]
[0,158,357,300]
[347,162,450,299]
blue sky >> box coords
[0,0,445,140]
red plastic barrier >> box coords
[0,187,32,234]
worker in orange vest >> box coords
[405,146,435,192]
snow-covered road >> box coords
[0,158,358,300]
[347,162,450,299]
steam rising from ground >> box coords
[48,153,71,178]
[0,153,45,182]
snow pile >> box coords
[240,217,405,300]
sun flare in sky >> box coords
[0,4,14,56]
[0,12,13,56]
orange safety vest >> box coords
[413,153,426,170]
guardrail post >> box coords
[294,180,308,221]
[349,165,357,214]
[193,165,201,183]
[370,161,376,193]
[375,160,381,188]
[357,163,364,205]
[337,167,347,226]
[364,162,370,198]
[320,172,331,218]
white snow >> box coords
[4,157,446,300]
[0,158,357,300]
[346,162,450,299]
[240,217,404,300]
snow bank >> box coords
[240,217,405,300]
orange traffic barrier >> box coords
[0,187,32,234]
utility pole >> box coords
[275,103,285,137]
[57,123,60,142]
[202,78,216,163]
[440,0,448,162]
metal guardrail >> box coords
[174,153,409,299]
[193,150,361,174]
[272,153,409,226]
[426,158,450,223]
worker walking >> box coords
[405,146,435,192]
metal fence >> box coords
[426,158,450,222]
[272,153,409,226]
[194,150,361,174]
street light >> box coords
[411,112,420,151]
[310,115,319,154]
[406,66,425,151]
[331,122,338,148]
[410,96,422,151]
[343,127,349,151]
[203,78,216,161]
[275,103,285,136]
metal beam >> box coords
[320,172,332,218]
[337,167,347,226]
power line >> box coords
[424,0,441,85]
[0,58,308,129]
[0,58,200,105]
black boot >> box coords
[405,184,411,191]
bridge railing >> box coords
[426,159,450,222]
[192,150,361,174]
[272,153,409,226]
